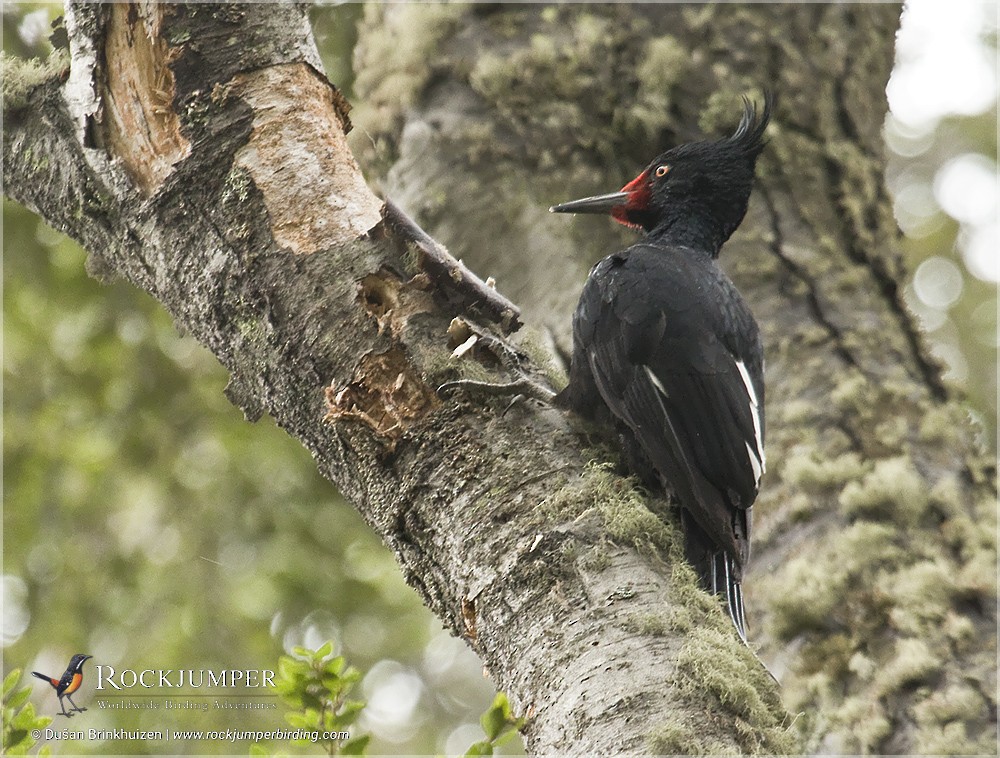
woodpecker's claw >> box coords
[437,377,556,405]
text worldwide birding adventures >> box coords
[551,94,772,643]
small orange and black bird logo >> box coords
[31,654,92,717]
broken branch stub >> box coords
[382,198,522,334]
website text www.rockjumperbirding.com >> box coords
[36,727,350,744]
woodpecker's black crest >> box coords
[32,653,92,717]
[551,95,771,642]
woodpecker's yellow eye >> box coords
[655,165,670,178]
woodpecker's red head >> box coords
[551,94,772,254]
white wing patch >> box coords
[644,365,669,397]
[745,441,763,486]
[735,360,765,484]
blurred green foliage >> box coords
[887,106,998,446]
[262,642,370,755]
[2,198,507,754]
[3,3,519,755]
[2,669,52,756]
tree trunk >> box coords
[352,3,997,754]
[3,2,994,755]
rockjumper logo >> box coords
[31,654,93,717]
[95,667,275,690]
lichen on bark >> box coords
[351,3,996,754]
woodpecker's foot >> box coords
[440,316,559,407]
[438,377,557,405]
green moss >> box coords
[698,86,770,137]
[954,549,996,600]
[838,456,929,524]
[677,630,770,720]
[847,649,875,681]
[352,3,465,160]
[913,683,986,728]
[164,23,192,46]
[917,404,958,442]
[838,695,892,750]
[942,611,976,649]
[513,328,566,391]
[913,722,995,756]
[419,343,495,385]
[928,473,963,517]
[578,541,610,572]
[830,370,873,412]
[784,492,815,523]
[782,449,866,491]
[770,521,902,638]
[1,50,69,112]
[470,34,589,119]
[876,638,940,695]
[883,560,955,634]
[873,415,909,449]
[539,460,679,557]
[671,625,797,754]
[769,551,835,637]
[623,611,672,637]
[616,35,688,143]
[648,720,736,756]
[636,37,689,97]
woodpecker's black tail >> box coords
[711,550,747,644]
[682,511,748,643]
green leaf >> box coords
[340,734,370,755]
[6,730,29,751]
[324,656,345,677]
[313,641,333,660]
[494,725,525,747]
[284,712,312,730]
[464,740,494,756]
[329,699,365,729]
[480,693,511,742]
[249,744,270,756]
[5,686,30,711]
[2,669,21,698]
[277,656,310,682]
[11,702,39,729]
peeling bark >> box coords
[102,2,189,194]
[231,64,380,253]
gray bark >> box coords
[352,3,998,754]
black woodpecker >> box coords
[550,96,771,642]
[32,653,92,717]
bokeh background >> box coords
[3,2,996,755]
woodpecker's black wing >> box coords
[560,243,764,638]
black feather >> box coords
[554,95,770,641]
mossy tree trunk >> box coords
[351,3,997,754]
[3,2,994,755]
